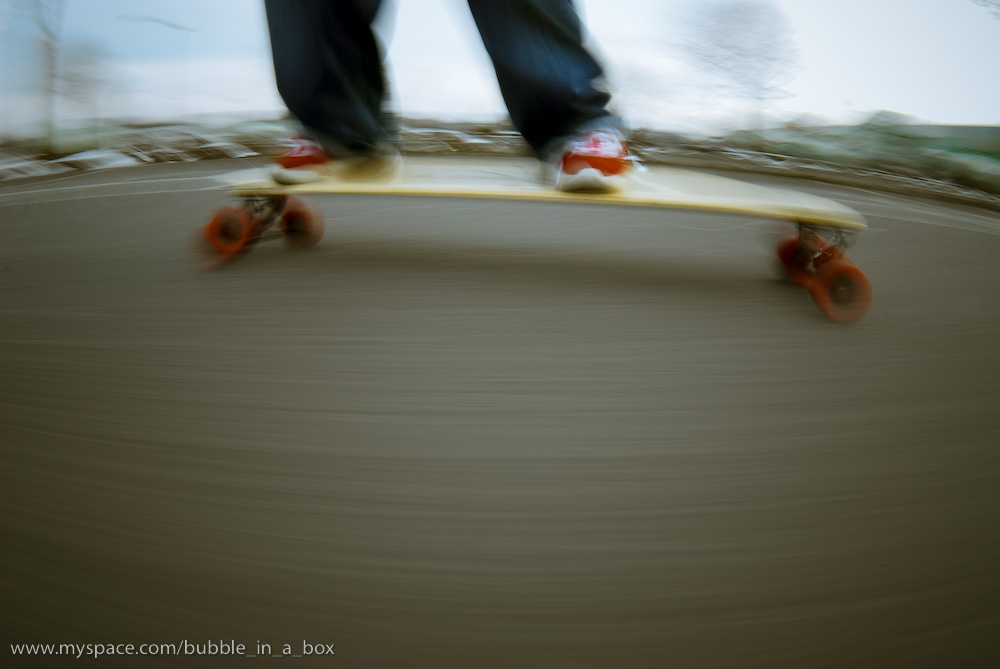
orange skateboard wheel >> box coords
[776,236,814,285]
[809,259,872,323]
[279,197,325,248]
[204,206,259,256]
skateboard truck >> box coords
[776,221,872,323]
[199,194,325,267]
[242,194,287,229]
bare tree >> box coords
[682,0,799,130]
[970,0,1000,19]
[58,41,111,110]
[57,40,118,146]
[21,0,67,153]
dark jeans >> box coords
[264,0,618,159]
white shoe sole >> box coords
[271,148,402,185]
[271,165,329,185]
[556,167,626,194]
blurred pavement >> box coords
[2,159,999,667]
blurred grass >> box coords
[2,111,999,199]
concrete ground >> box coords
[2,158,999,667]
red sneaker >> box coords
[272,137,334,184]
[275,136,331,170]
[272,136,401,184]
[549,129,630,193]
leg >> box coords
[466,0,619,159]
[264,0,392,156]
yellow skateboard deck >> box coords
[218,155,867,231]
[204,155,872,322]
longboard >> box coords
[201,155,872,322]
[219,155,866,229]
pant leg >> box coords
[264,0,391,156]
[466,0,619,158]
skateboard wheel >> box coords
[776,236,814,284]
[809,259,872,323]
[279,197,324,248]
[204,206,259,256]
[777,236,810,268]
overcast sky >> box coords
[2,0,999,136]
